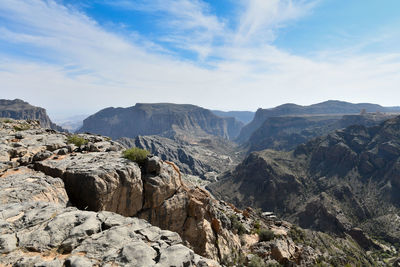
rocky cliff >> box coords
[78,103,243,140]
[209,115,400,262]
[0,120,381,266]
[0,99,64,132]
[236,100,400,143]
[245,113,396,152]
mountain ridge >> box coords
[79,103,243,140]
[236,100,400,143]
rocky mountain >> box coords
[79,103,243,140]
[0,119,384,266]
[0,99,64,132]
[211,110,255,124]
[209,115,400,261]
[118,135,243,181]
[245,113,397,152]
[236,100,400,143]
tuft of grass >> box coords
[67,135,88,147]
[259,228,275,242]
[122,147,149,165]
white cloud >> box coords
[0,0,400,119]
[235,0,317,45]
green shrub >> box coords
[122,147,150,165]
[248,255,266,267]
[13,123,31,131]
[289,225,306,243]
[230,214,246,235]
[259,228,274,242]
[2,118,13,123]
[67,135,88,147]
[252,220,261,234]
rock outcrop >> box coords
[78,103,243,140]
[0,120,219,266]
[209,115,400,253]
[0,99,64,131]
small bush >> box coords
[67,135,88,147]
[248,255,266,267]
[13,123,31,131]
[230,214,246,235]
[289,225,306,243]
[259,228,274,242]
[2,118,13,123]
[252,220,261,234]
[122,147,149,165]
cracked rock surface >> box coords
[0,120,219,266]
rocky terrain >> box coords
[118,135,243,181]
[209,115,400,264]
[0,99,64,132]
[245,112,397,152]
[237,100,400,143]
[78,103,243,140]
[0,119,384,266]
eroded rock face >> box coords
[35,152,145,216]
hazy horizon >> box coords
[1,1,400,117]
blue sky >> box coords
[1,0,400,118]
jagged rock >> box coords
[210,115,400,247]
[0,202,218,266]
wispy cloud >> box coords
[235,0,317,45]
[0,0,400,117]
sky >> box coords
[1,0,400,119]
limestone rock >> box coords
[0,202,218,266]
[35,152,144,216]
